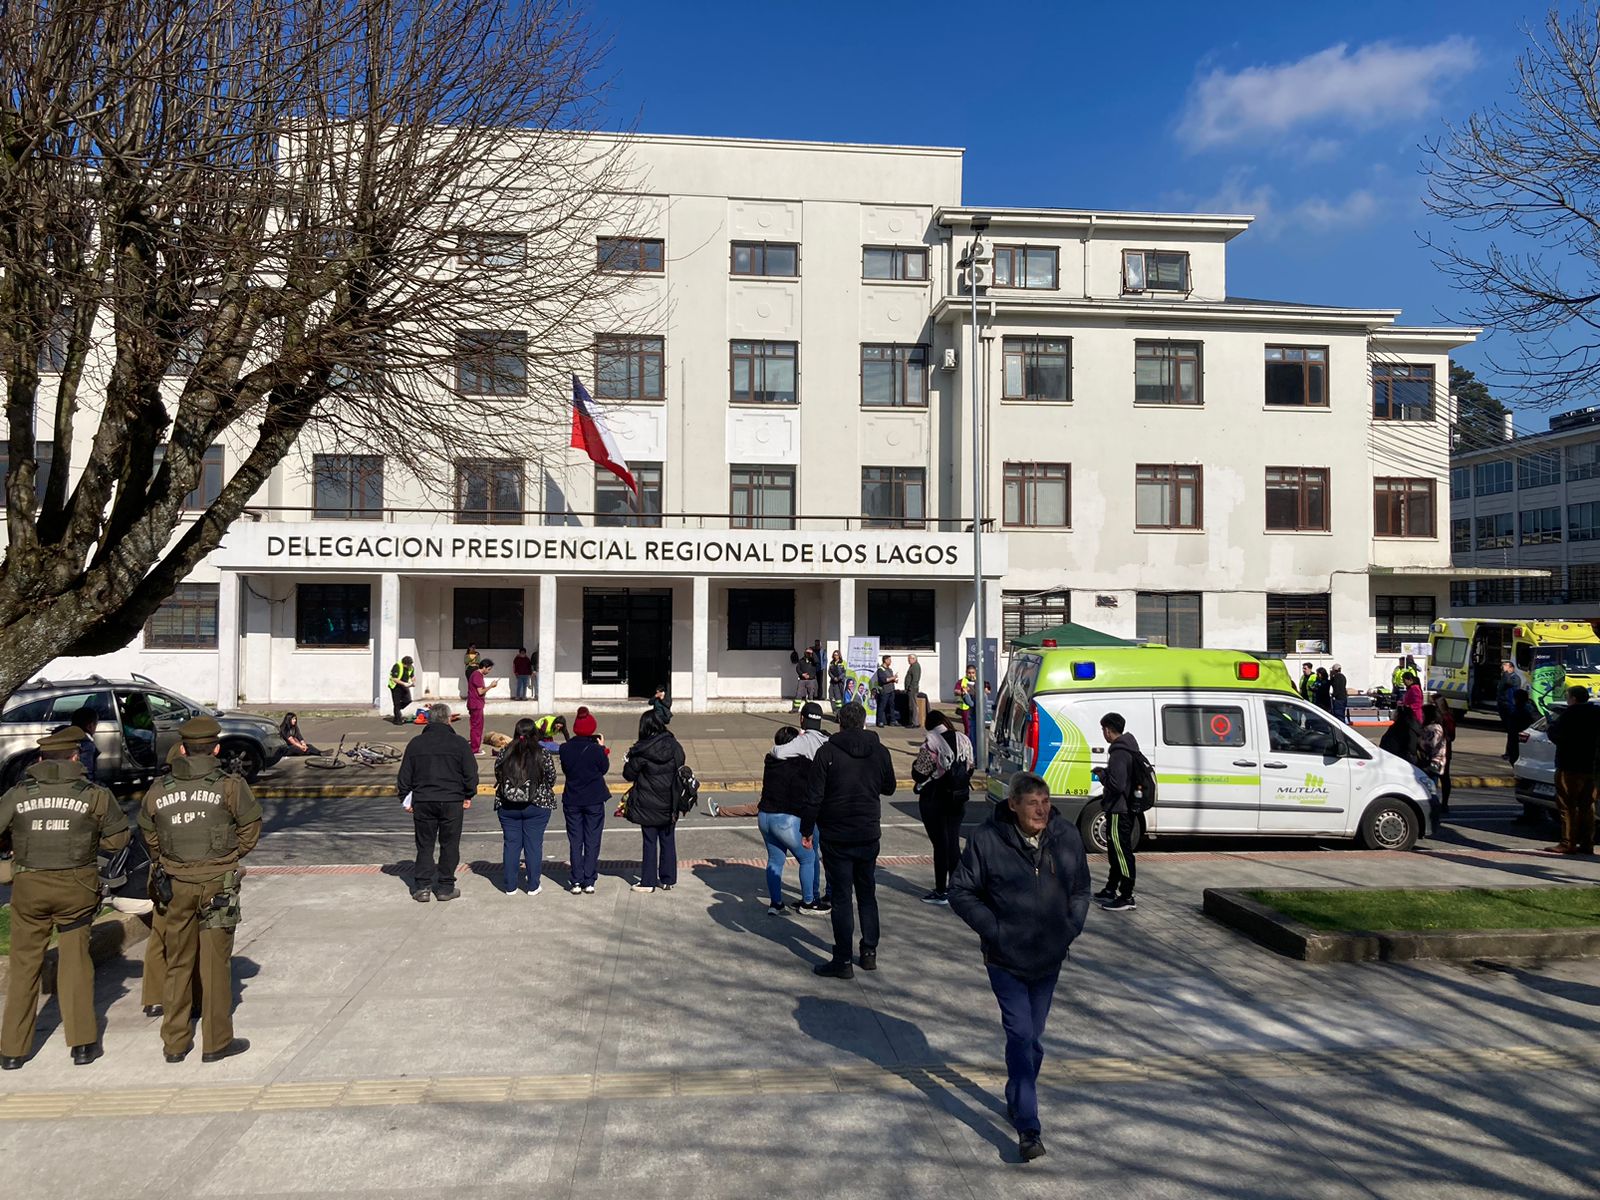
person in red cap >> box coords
[558,711,611,893]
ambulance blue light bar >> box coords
[1072,661,1096,680]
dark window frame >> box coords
[596,236,665,274]
[1002,461,1071,528]
[866,587,937,650]
[1134,339,1203,405]
[1518,451,1562,490]
[1122,249,1191,293]
[1136,592,1203,648]
[144,583,220,650]
[595,334,665,402]
[452,586,525,649]
[729,464,796,530]
[312,454,384,520]
[1135,464,1203,530]
[729,241,799,277]
[860,343,928,409]
[1375,595,1436,654]
[1265,466,1330,532]
[1264,345,1330,408]
[455,458,525,525]
[1373,476,1436,538]
[860,465,926,529]
[1371,362,1436,421]
[1569,501,1600,543]
[595,461,663,528]
[1474,460,1513,496]
[1476,512,1513,549]
[729,340,799,405]
[726,588,796,651]
[457,231,527,268]
[992,244,1059,290]
[1520,506,1563,545]
[1450,466,1471,500]
[862,245,929,281]
[1001,336,1071,403]
[295,583,372,648]
[1451,518,1472,553]
[454,328,528,396]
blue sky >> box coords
[592,0,1561,388]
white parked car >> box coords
[1513,718,1556,819]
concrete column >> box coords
[692,575,709,712]
[215,572,241,708]
[537,574,557,705]
[837,577,856,645]
[376,572,400,707]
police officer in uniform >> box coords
[0,727,129,1068]
[139,715,262,1063]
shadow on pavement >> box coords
[693,861,830,966]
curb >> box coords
[1454,775,1515,788]
[0,910,151,993]
[1203,885,1600,963]
[254,778,924,800]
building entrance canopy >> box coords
[214,522,1009,579]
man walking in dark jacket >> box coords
[949,771,1090,1162]
[1547,685,1600,855]
[803,702,896,977]
[1096,712,1140,912]
[397,703,479,902]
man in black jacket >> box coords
[1097,712,1140,912]
[803,702,896,977]
[949,771,1090,1162]
[1548,685,1600,855]
[397,703,479,902]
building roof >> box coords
[937,206,1253,238]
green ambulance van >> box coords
[987,645,1438,854]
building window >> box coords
[866,588,936,649]
[1450,581,1472,608]
[457,231,526,268]
[144,584,219,649]
[595,335,664,401]
[1266,593,1331,654]
[1122,249,1190,293]
[1451,518,1472,553]
[862,246,928,281]
[596,236,664,274]
[596,462,662,528]
[1135,464,1202,530]
[1264,346,1329,407]
[1474,460,1513,496]
[1373,477,1435,538]
[1002,590,1070,644]
[455,329,527,395]
[1265,467,1329,532]
[727,589,795,651]
[730,340,798,405]
[453,587,524,649]
[1375,596,1436,654]
[313,454,383,520]
[1136,592,1202,647]
[861,466,925,529]
[1477,579,1515,606]
[1573,564,1600,601]
[730,242,798,276]
[455,459,524,524]
[1570,501,1600,542]
[730,465,795,530]
[1521,571,1562,606]
[151,445,224,512]
[1134,340,1202,405]
[1450,466,1471,500]
[860,344,927,408]
[993,245,1058,289]
[1520,506,1562,545]
[1476,512,1513,549]
[1371,363,1436,421]
[1568,442,1600,482]
[1003,462,1070,528]
[1002,337,1071,403]
[295,583,371,648]
[1518,451,1562,490]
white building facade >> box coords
[23,134,1479,708]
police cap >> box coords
[37,726,85,753]
[179,714,223,747]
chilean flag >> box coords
[570,375,637,497]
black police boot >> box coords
[202,1038,250,1063]
[812,958,854,980]
[164,1046,191,1064]
[71,1044,100,1066]
[0,1055,23,1070]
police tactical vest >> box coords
[6,774,110,870]
[146,766,238,863]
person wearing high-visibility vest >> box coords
[955,665,978,739]
[387,656,416,724]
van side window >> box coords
[1432,637,1468,670]
[1264,700,1341,754]
[1161,704,1246,748]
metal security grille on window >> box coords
[145,584,219,649]
[727,589,795,651]
[1372,363,1435,421]
[1266,594,1330,654]
[1135,341,1201,405]
[1002,339,1070,403]
[731,341,797,404]
[1002,591,1070,644]
[1376,596,1435,653]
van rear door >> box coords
[1153,695,1260,834]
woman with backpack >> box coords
[910,709,975,906]
[494,717,559,896]
[621,712,688,893]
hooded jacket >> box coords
[803,727,896,843]
[948,803,1091,981]
[759,752,813,817]
[559,735,611,808]
[1100,731,1142,816]
[622,731,687,827]
[396,721,479,805]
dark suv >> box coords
[0,674,286,791]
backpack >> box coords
[1131,752,1157,813]
[674,763,700,816]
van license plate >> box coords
[1532,782,1556,798]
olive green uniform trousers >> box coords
[158,876,237,1056]
[2,866,101,1057]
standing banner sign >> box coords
[844,636,881,715]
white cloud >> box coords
[1194,169,1275,224]
[1178,37,1479,149]
[1291,189,1383,230]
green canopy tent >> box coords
[1010,622,1135,650]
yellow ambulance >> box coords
[1427,619,1600,716]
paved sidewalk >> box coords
[3,840,1600,1196]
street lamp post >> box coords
[963,217,990,769]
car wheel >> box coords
[219,740,265,782]
[1,752,37,790]
[1077,805,1143,854]
[1360,797,1420,851]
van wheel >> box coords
[1360,797,1419,851]
[1077,806,1142,855]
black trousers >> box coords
[391,684,412,721]
[821,838,880,960]
[918,794,966,892]
[413,799,465,892]
[1104,810,1136,897]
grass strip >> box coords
[1249,886,1600,932]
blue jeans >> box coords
[513,674,531,700]
[498,805,552,892]
[757,812,819,906]
[986,964,1061,1137]
[1331,698,1348,723]
[564,804,605,887]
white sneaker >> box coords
[109,895,155,915]
[569,884,583,895]
[632,883,655,893]
[582,885,596,894]
[503,888,519,898]
[527,885,543,897]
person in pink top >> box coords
[467,658,497,754]
[1400,671,1425,726]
